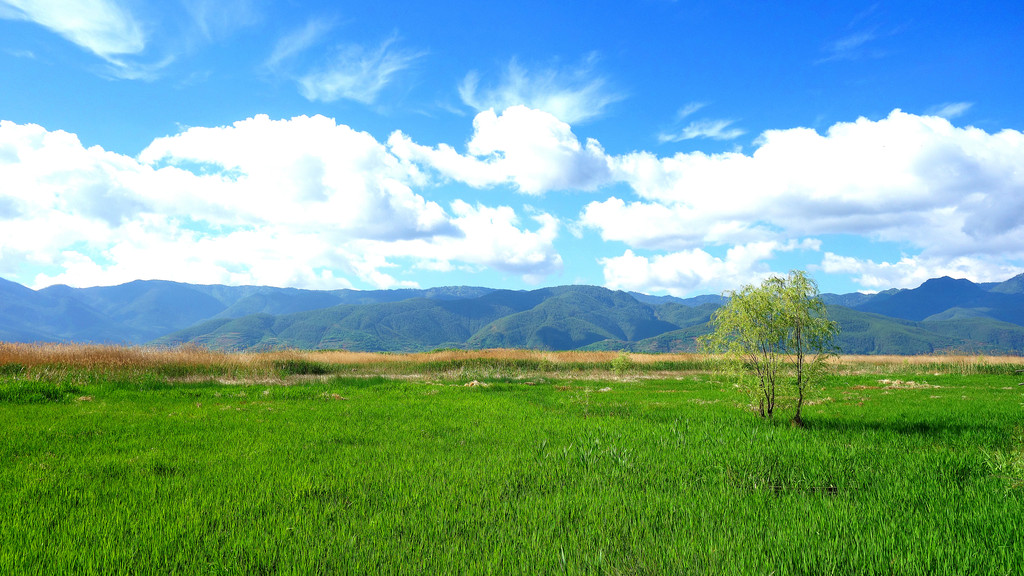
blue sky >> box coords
[1,1,1022,296]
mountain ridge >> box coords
[2,273,1023,355]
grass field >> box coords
[2,344,1023,574]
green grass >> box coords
[1,361,1022,574]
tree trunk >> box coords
[792,398,804,426]
[792,378,804,426]
[792,345,804,426]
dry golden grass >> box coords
[1,343,1021,375]
[837,353,1024,366]
[0,342,253,369]
[829,353,1024,375]
[290,348,709,365]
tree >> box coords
[778,271,839,425]
[699,270,839,425]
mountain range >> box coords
[2,274,1024,355]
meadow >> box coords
[1,344,1022,575]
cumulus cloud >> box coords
[600,239,820,297]
[389,106,612,195]
[4,106,1023,295]
[0,116,563,289]
[576,109,1024,293]
[297,35,423,104]
[354,202,563,283]
[820,253,1024,291]
[591,110,1024,258]
[30,221,361,290]
[139,114,454,239]
[580,196,772,251]
[459,57,624,124]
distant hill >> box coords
[466,286,679,350]
[1,279,495,346]
[851,276,1024,325]
[628,292,727,308]
[40,280,227,342]
[2,273,1024,355]
[820,291,879,308]
[1,277,141,343]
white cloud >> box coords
[658,118,745,143]
[4,107,1023,294]
[0,0,145,59]
[818,30,882,63]
[0,120,157,259]
[389,106,612,195]
[4,48,35,59]
[579,109,1024,291]
[182,0,260,41]
[580,196,772,250]
[0,0,184,79]
[594,110,1024,261]
[297,35,423,104]
[820,253,1024,291]
[675,102,707,120]
[449,202,562,277]
[927,102,973,120]
[356,201,563,284]
[139,114,453,239]
[0,116,564,289]
[266,18,334,69]
[30,221,362,291]
[459,57,624,124]
[599,239,819,296]
[830,31,875,53]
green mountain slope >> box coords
[921,317,1024,353]
[5,274,1024,354]
[466,286,678,349]
[154,291,541,352]
[989,273,1024,295]
[1,278,143,343]
[583,305,1024,355]
[155,286,682,352]
[142,286,1024,355]
[826,306,961,355]
[853,276,1024,325]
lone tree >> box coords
[699,270,839,425]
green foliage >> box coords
[0,378,82,404]
[154,362,235,379]
[273,358,334,376]
[0,363,26,376]
[984,428,1024,490]
[609,351,633,376]
[701,271,838,423]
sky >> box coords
[1,1,1023,297]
